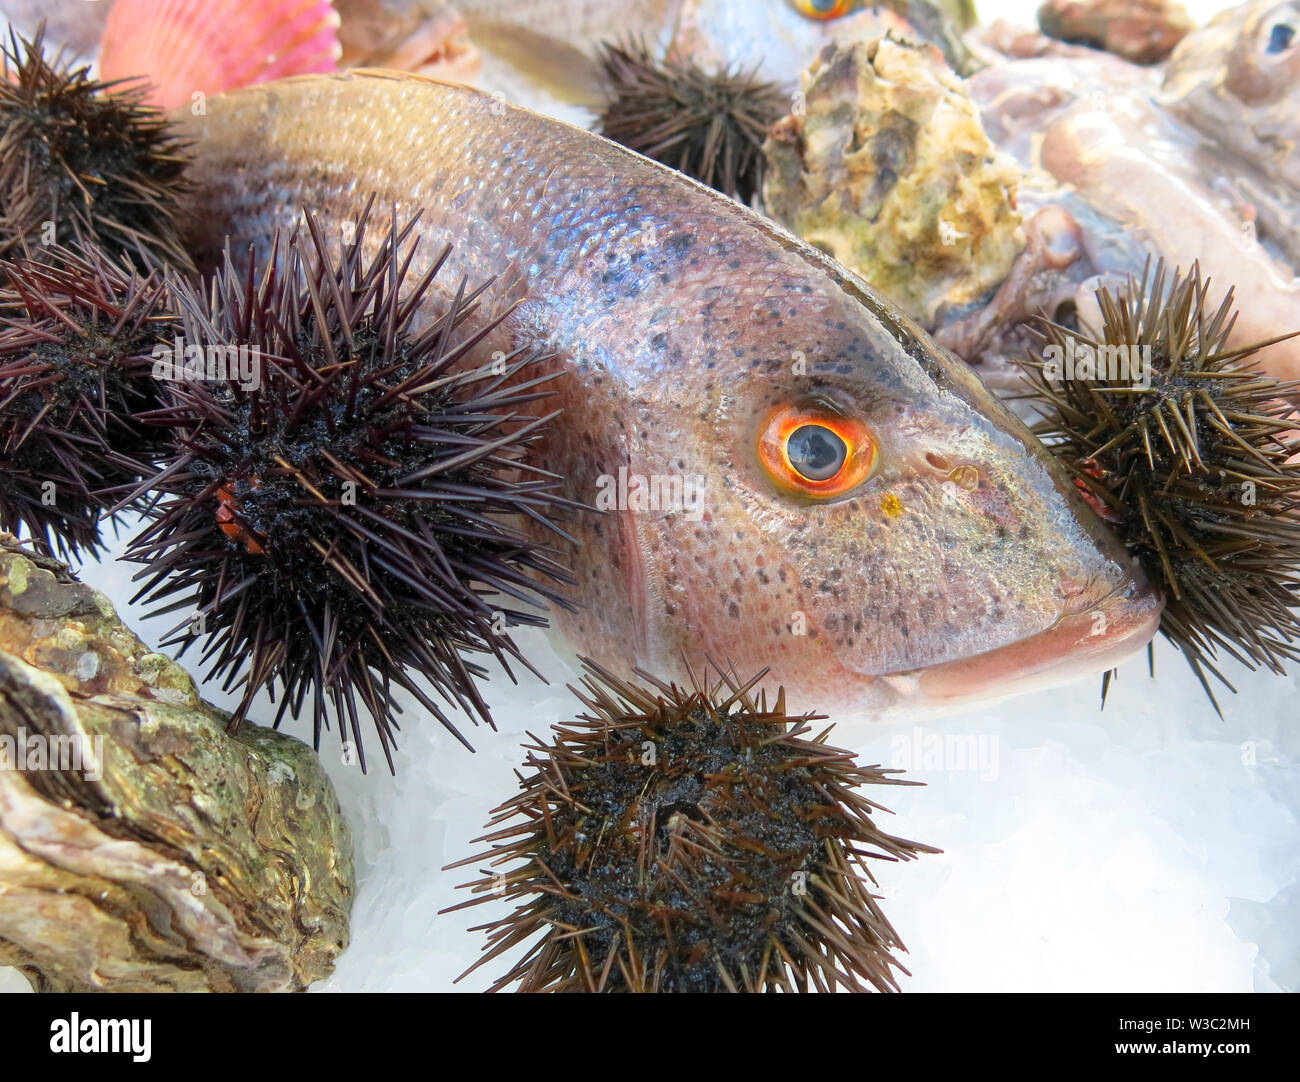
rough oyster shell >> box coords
[0,534,353,992]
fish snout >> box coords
[913,549,1163,706]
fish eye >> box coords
[789,0,857,22]
[787,424,846,481]
[1267,21,1296,52]
[759,404,877,497]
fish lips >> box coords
[883,568,1164,709]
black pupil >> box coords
[787,424,847,482]
[1267,22,1295,52]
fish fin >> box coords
[465,22,606,105]
[617,503,651,665]
[100,0,342,111]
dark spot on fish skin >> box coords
[665,232,694,255]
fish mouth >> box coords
[885,573,1164,709]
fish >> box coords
[334,0,482,81]
[171,70,1161,721]
[1159,1,1300,263]
[944,15,1300,390]
[457,0,977,104]
[1162,0,1300,190]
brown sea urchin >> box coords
[447,659,936,992]
[0,242,171,558]
[596,40,786,205]
[1017,261,1300,707]
[125,203,577,772]
[0,26,192,272]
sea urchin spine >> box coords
[125,202,578,772]
[447,659,936,992]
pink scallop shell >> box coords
[100,0,342,110]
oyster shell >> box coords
[0,534,353,992]
[762,37,1024,329]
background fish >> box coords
[334,0,481,80]
[175,71,1161,721]
[1160,1,1300,261]
[942,10,1300,390]
[458,0,976,105]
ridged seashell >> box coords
[100,0,342,110]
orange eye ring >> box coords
[789,0,857,21]
[758,404,877,498]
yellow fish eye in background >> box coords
[788,0,859,21]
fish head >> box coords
[1162,1,1300,189]
[559,229,1161,720]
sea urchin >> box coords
[447,659,935,992]
[0,242,171,558]
[596,40,786,205]
[0,26,192,272]
[125,203,577,772]
[1017,261,1300,707]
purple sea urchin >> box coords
[0,26,192,272]
[1017,261,1300,707]
[0,242,171,558]
[596,40,786,204]
[125,203,578,772]
[447,659,935,992]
